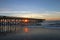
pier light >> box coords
[16,19,18,22]
[23,19,29,23]
[11,19,14,22]
[24,19,28,22]
[2,19,4,22]
[5,19,7,22]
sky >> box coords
[0,0,60,20]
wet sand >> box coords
[0,27,60,40]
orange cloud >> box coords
[45,17,60,20]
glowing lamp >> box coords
[24,19,29,23]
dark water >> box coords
[0,34,60,40]
[0,20,60,40]
[41,20,60,28]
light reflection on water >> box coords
[0,21,60,40]
[0,25,60,40]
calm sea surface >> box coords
[0,20,60,40]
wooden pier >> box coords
[0,16,45,32]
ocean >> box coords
[0,20,60,40]
[28,20,60,28]
[41,20,60,28]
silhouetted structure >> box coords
[0,16,45,32]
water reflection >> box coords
[0,22,60,40]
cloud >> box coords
[45,11,60,18]
[40,11,60,20]
[0,11,32,13]
[0,10,60,20]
